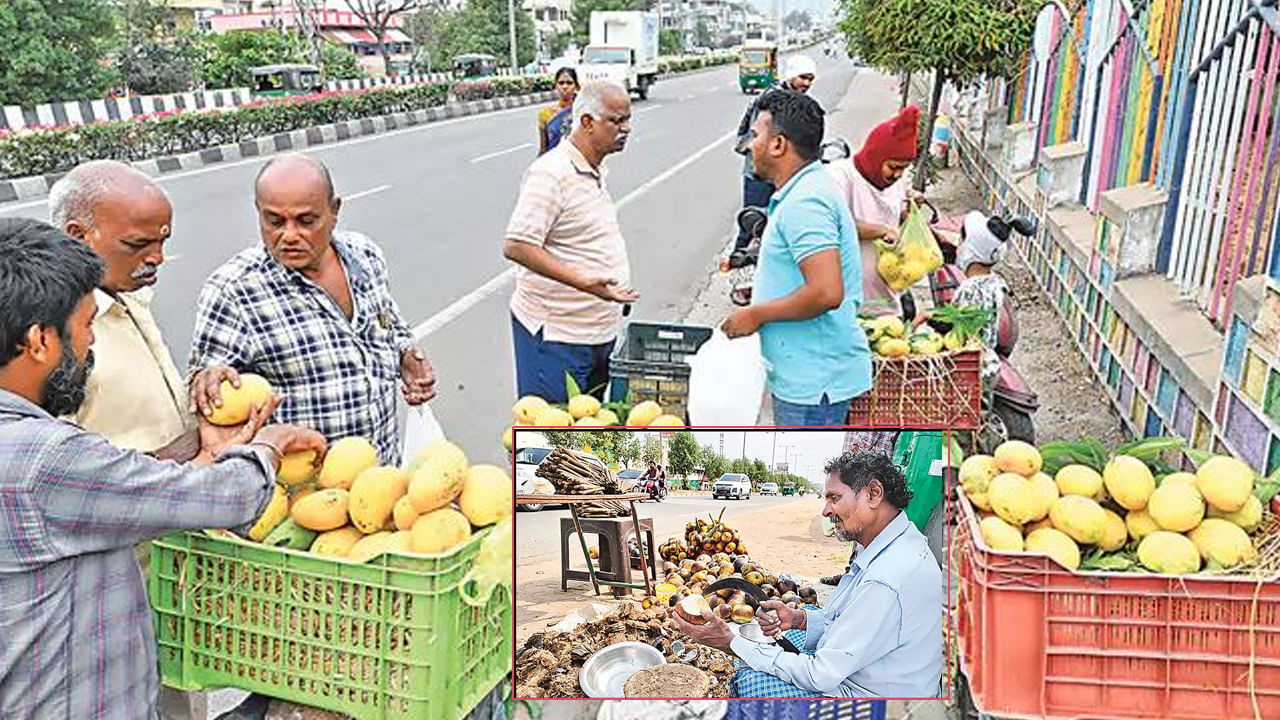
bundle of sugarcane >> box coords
[536,446,620,495]
[578,501,629,518]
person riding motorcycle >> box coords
[639,461,666,498]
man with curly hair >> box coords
[674,451,943,698]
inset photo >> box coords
[513,427,954,701]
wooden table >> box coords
[516,492,654,597]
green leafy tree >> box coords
[198,31,362,89]
[839,0,1041,190]
[667,432,699,477]
[659,28,682,55]
[438,0,537,68]
[729,458,751,477]
[693,17,712,48]
[113,1,201,94]
[0,0,118,106]
[699,445,726,481]
[542,430,587,448]
[642,434,664,466]
[405,4,458,73]
[569,0,639,48]
[616,433,642,466]
[547,29,573,59]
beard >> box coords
[41,344,94,417]
[832,516,858,542]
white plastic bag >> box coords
[400,404,445,461]
[686,329,766,426]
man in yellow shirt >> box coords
[49,160,250,720]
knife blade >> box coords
[704,578,801,654]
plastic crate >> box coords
[954,489,1280,720]
[608,321,713,421]
[724,700,886,720]
[847,350,982,429]
[148,528,511,720]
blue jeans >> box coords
[771,393,851,427]
[512,315,614,403]
[738,176,776,250]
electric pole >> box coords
[508,0,519,70]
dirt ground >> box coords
[516,497,848,648]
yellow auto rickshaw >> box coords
[738,42,778,94]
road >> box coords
[514,492,812,566]
[1,55,887,463]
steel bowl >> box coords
[578,642,667,698]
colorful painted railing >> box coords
[1158,0,1280,326]
[1009,2,1091,164]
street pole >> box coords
[508,0,519,70]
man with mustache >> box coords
[673,451,943,699]
[0,217,326,719]
[188,153,435,465]
[503,81,638,403]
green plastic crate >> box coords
[148,528,511,720]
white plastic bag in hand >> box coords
[401,404,445,462]
[687,329,766,426]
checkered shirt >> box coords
[188,232,414,464]
[0,389,275,719]
[844,431,897,458]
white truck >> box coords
[579,11,660,100]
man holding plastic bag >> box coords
[720,90,872,426]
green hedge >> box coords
[657,53,737,75]
[0,75,555,179]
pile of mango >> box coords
[859,315,966,358]
[502,396,682,450]
[876,237,943,293]
[964,439,1273,575]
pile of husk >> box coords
[514,601,736,698]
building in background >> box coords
[209,7,413,76]
[526,0,573,62]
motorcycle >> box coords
[721,139,852,307]
[637,476,668,502]
[919,200,1040,448]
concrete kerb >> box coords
[0,90,559,205]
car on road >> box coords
[712,473,751,500]
[617,468,644,491]
[760,482,779,496]
[516,446,610,511]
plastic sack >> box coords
[686,330,766,426]
[876,199,944,292]
[459,519,512,608]
[400,404,445,462]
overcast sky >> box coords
[638,430,847,481]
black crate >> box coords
[608,321,714,421]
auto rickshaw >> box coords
[738,42,777,94]
[249,64,323,98]
[452,53,498,80]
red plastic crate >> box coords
[848,349,982,429]
[954,489,1280,720]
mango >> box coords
[989,473,1042,526]
[1147,483,1204,533]
[458,464,513,527]
[1137,531,1201,574]
[411,508,473,554]
[595,409,620,426]
[648,414,685,427]
[205,373,272,426]
[348,466,410,534]
[980,516,1024,552]
[1025,528,1080,570]
[393,495,421,531]
[575,416,606,427]
[1099,509,1128,552]
[1125,509,1160,542]
[993,441,1042,477]
[1195,455,1254,513]
[317,437,378,490]
[1049,495,1108,545]
[512,395,549,425]
[1055,464,1103,498]
[1207,494,1263,533]
[1104,455,1156,510]
[310,526,364,558]
[1188,518,1257,568]
[290,488,351,531]
[278,450,319,486]
[348,530,412,563]
[410,439,468,476]
[626,401,663,427]
[408,452,468,515]
[247,484,290,542]
[960,455,999,500]
[568,394,602,419]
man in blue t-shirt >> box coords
[721,90,873,426]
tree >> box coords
[840,0,1041,190]
[437,0,537,69]
[693,17,713,48]
[699,445,726,481]
[198,30,362,89]
[0,0,118,106]
[729,458,751,477]
[642,434,663,466]
[541,430,586,449]
[616,433,642,466]
[405,4,457,72]
[783,10,813,32]
[667,432,699,477]
[346,0,426,76]
[569,0,638,49]
[659,28,681,56]
[113,0,199,95]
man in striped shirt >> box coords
[0,217,326,719]
[503,81,639,402]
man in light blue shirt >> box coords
[721,89,872,426]
[673,451,943,698]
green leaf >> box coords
[1081,553,1136,572]
[1255,467,1280,504]
[1185,448,1214,466]
[565,372,582,400]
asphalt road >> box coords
[514,492,809,567]
[2,55,888,463]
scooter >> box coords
[920,200,1040,448]
[638,476,668,502]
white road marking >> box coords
[344,184,391,200]
[635,104,664,115]
[470,142,534,163]
[410,129,736,341]
[0,103,546,215]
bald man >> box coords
[188,153,435,464]
[50,160,261,719]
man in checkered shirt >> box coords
[188,154,436,464]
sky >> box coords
[638,430,847,481]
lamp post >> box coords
[508,0,519,70]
